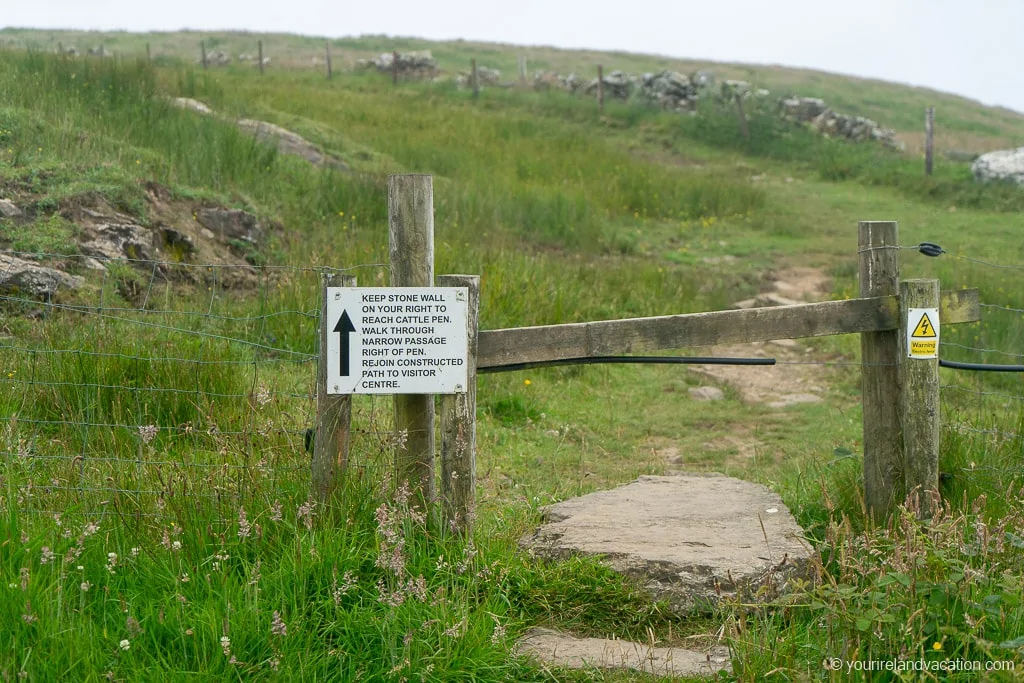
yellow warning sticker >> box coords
[912,312,936,338]
[907,308,939,359]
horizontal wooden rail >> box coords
[477,289,979,369]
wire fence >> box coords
[0,251,393,522]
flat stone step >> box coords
[520,474,813,614]
[517,627,730,677]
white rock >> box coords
[689,386,725,401]
[972,147,1024,184]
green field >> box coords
[1,31,1023,681]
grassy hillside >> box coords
[4,26,1024,156]
[1,39,1023,681]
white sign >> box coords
[907,307,939,359]
[325,287,468,394]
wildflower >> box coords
[39,547,54,565]
[296,498,316,530]
[271,611,287,637]
[933,641,943,651]
[20,567,29,591]
[22,602,37,624]
[220,635,231,656]
[119,639,131,651]
[254,384,271,407]
[524,379,531,386]
[130,547,140,558]
[138,425,157,445]
[126,615,142,637]
[82,522,99,537]
[106,552,118,574]
[270,500,283,522]
[171,541,182,552]
[238,507,251,539]
[491,622,506,644]
[80,581,91,592]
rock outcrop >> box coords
[972,147,1024,184]
[779,96,902,150]
[638,71,699,112]
[0,254,84,297]
[169,98,349,172]
[583,70,633,100]
[521,474,813,614]
[0,199,23,218]
[357,51,439,79]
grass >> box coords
[0,42,1023,680]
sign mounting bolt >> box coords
[333,384,340,392]
[334,292,341,300]
[456,291,465,301]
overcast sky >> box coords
[7,0,1023,113]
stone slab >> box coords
[521,474,813,613]
[517,627,730,677]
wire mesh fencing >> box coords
[0,252,393,523]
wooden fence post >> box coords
[438,275,479,533]
[200,41,207,70]
[597,64,604,113]
[471,58,479,99]
[388,175,436,511]
[313,273,356,501]
[899,279,940,518]
[146,42,151,62]
[392,50,399,85]
[519,55,527,84]
[859,220,903,521]
[325,40,332,80]
[925,107,935,176]
[734,93,750,140]
[258,40,264,74]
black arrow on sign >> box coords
[334,310,356,377]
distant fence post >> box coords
[388,175,436,511]
[597,64,604,113]
[392,50,399,85]
[519,55,527,84]
[859,220,903,521]
[898,279,940,518]
[734,93,750,140]
[925,107,935,176]
[438,274,479,534]
[258,40,264,74]
[325,40,332,80]
[146,42,151,62]
[313,273,357,501]
[471,58,480,99]
[200,41,207,70]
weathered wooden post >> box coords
[471,58,479,99]
[325,40,332,80]
[200,41,208,70]
[389,175,436,510]
[392,50,399,85]
[146,42,151,62]
[597,64,604,113]
[313,273,356,501]
[734,93,750,140]
[438,274,479,533]
[57,41,63,57]
[519,55,527,84]
[258,40,265,74]
[925,107,935,176]
[859,220,903,521]
[898,279,940,518]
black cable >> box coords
[940,359,1024,373]
[479,355,776,374]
